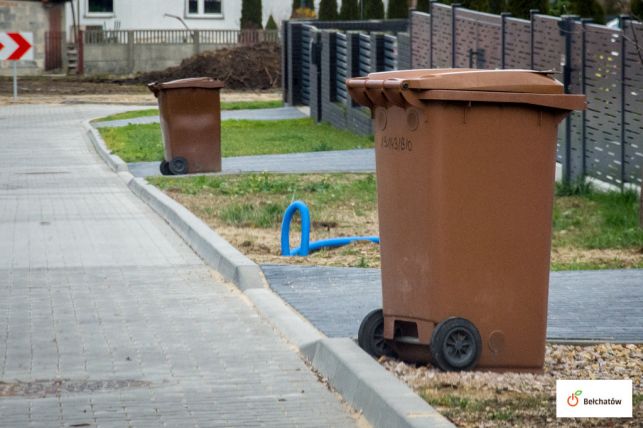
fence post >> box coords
[500,12,511,69]
[451,3,460,68]
[77,30,84,75]
[127,30,134,73]
[581,18,591,179]
[281,21,289,103]
[529,9,538,69]
[560,16,574,185]
[618,15,630,189]
[193,30,200,55]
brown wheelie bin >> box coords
[347,69,586,372]
[148,77,224,175]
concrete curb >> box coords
[85,122,129,172]
[303,339,454,428]
[85,119,454,428]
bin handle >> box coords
[147,82,161,98]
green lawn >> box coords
[96,100,283,122]
[149,173,643,270]
[100,118,374,162]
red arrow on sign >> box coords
[7,32,31,60]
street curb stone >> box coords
[85,122,129,172]
[85,118,454,428]
[303,338,455,428]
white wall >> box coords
[66,1,394,32]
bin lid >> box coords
[366,69,564,94]
[148,77,224,95]
[346,69,586,111]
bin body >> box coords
[149,77,224,173]
[347,69,586,371]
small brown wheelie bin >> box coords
[148,77,224,175]
[347,69,586,372]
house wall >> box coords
[66,1,393,32]
[65,0,301,31]
[0,0,49,75]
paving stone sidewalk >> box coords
[262,264,643,343]
[129,149,376,178]
[0,104,356,427]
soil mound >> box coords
[126,42,281,90]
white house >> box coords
[65,1,393,32]
[65,0,306,32]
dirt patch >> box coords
[0,75,281,105]
[123,42,281,90]
[159,180,642,270]
[163,182,382,268]
[383,343,642,427]
[552,247,643,269]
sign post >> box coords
[0,32,34,99]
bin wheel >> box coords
[160,160,172,176]
[358,309,395,359]
[431,317,481,371]
[169,157,188,175]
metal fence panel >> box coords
[584,24,624,186]
[336,33,348,103]
[455,9,501,69]
[505,17,531,69]
[623,20,643,184]
[384,35,397,71]
[411,12,431,68]
[359,33,371,76]
[432,4,453,67]
[301,25,313,106]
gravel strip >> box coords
[381,343,642,427]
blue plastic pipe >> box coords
[280,200,379,256]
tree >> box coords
[364,0,385,19]
[569,0,605,24]
[319,0,339,20]
[415,0,430,12]
[487,0,506,14]
[550,0,605,23]
[387,0,409,19]
[265,14,278,30]
[506,0,548,19]
[339,0,360,20]
[241,0,262,29]
[632,0,643,18]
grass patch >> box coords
[100,118,373,162]
[420,389,550,426]
[149,172,643,270]
[552,189,643,249]
[96,100,284,122]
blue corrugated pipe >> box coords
[280,200,380,256]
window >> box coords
[88,0,113,14]
[188,0,198,14]
[186,0,222,17]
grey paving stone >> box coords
[262,264,643,343]
[93,106,307,129]
[0,104,356,427]
[128,148,375,178]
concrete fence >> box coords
[282,19,410,136]
[82,29,280,75]
[282,4,643,188]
